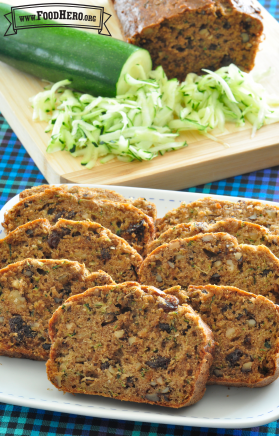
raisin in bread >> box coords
[46,282,214,408]
[139,232,279,303]
[0,219,142,283]
[156,197,279,236]
[0,259,113,361]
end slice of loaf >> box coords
[156,197,279,236]
[0,219,142,283]
[184,285,279,388]
[0,259,113,361]
[139,232,279,303]
[46,282,214,408]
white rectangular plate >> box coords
[0,185,278,429]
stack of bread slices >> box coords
[1,186,279,408]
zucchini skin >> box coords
[0,3,145,97]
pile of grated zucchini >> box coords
[31,64,279,168]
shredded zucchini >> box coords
[30,64,279,168]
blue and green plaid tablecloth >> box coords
[1,1,279,433]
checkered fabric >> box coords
[1,403,279,436]
[0,0,279,432]
[187,167,279,201]
[0,116,46,208]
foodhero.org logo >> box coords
[25,9,97,22]
[4,3,112,36]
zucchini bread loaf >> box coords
[19,185,157,221]
[180,285,279,387]
[146,219,279,257]
[3,187,155,255]
[0,259,113,361]
[139,232,279,303]
[46,282,214,408]
[113,0,263,81]
[0,219,142,283]
[156,197,279,235]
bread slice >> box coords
[19,185,157,221]
[46,282,214,408]
[139,232,279,303]
[147,219,279,257]
[0,219,142,283]
[183,285,279,388]
[3,187,155,255]
[20,185,126,202]
[0,259,113,361]
[156,197,279,236]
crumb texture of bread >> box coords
[156,198,279,236]
[3,187,155,255]
[46,282,214,408]
[113,0,263,81]
[0,259,111,360]
[186,285,279,387]
[147,219,279,258]
[139,232,279,303]
[0,219,142,283]
[19,185,157,221]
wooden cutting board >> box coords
[1,0,279,190]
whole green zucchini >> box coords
[0,3,152,97]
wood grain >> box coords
[0,0,279,189]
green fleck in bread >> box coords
[156,197,279,236]
[46,282,214,408]
[0,219,142,283]
[0,259,113,361]
[139,232,279,303]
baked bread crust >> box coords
[156,197,279,236]
[3,187,155,255]
[146,218,279,257]
[0,219,142,283]
[46,282,214,408]
[113,0,263,81]
[139,232,279,303]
